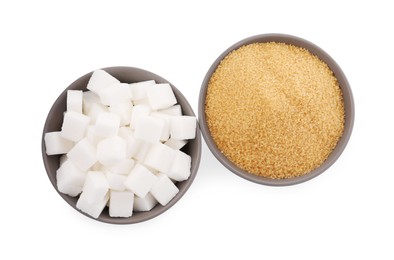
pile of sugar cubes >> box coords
[44,70,196,218]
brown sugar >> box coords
[205,42,345,179]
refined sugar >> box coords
[132,98,150,106]
[98,83,132,106]
[83,91,101,114]
[67,90,83,113]
[166,150,191,182]
[133,193,157,212]
[129,105,151,129]
[146,83,177,110]
[56,160,86,196]
[77,190,109,218]
[67,138,97,171]
[106,158,135,174]
[96,136,126,166]
[150,173,179,206]
[124,164,158,198]
[144,143,176,173]
[86,103,108,125]
[105,172,127,191]
[108,102,133,126]
[87,70,120,95]
[82,171,109,203]
[60,111,90,142]
[44,131,74,155]
[132,141,151,163]
[129,80,155,101]
[109,190,134,217]
[150,112,171,141]
[170,116,196,140]
[118,127,142,158]
[94,112,120,137]
[164,138,187,150]
[134,116,165,143]
[158,104,182,116]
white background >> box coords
[1,0,393,259]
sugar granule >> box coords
[205,42,345,179]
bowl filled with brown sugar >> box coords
[199,34,354,186]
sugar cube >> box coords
[166,150,192,182]
[133,193,157,212]
[158,104,182,116]
[94,112,120,137]
[96,136,126,166]
[144,143,176,173]
[129,105,151,129]
[56,160,86,197]
[118,127,142,158]
[106,158,135,174]
[66,90,83,113]
[108,102,133,126]
[86,102,108,125]
[150,173,179,206]
[146,83,177,110]
[164,138,187,150]
[129,80,155,101]
[134,116,165,143]
[87,70,120,95]
[77,190,109,218]
[132,141,151,163]
[124,164,158,198]
[170,116,196,140]
[60,111,90,142]
[82,171,109,203]
[109,190,134,217]
[45,131,74,155]
[83,91,101,114]
[105,172,127,191]
[98,83,132,106]
[150,111,171,141]
[67,138,97,171]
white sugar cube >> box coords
[144,143,176,173]
[83,91,101,114]
[166,150,192,182]
[124,164,158,198]
[158,104,182,116]
[129,80,155,101]
[108,102,133,126]
[77,190,109,218]
[94,112,120,137]
[133,193,157,212]
[67,90,83,113]
[132,141,151,163]
[134,116,165,143]
[150,112,171,141]
[170,116,196,140]
[150,173,179,206]
[67,138,97,171]
[105,172,127,191]
[109,190,134,217]
[130,105,151,129]
[98,83,133,106]
[82,171,109,203]
[118,127,142,158]
[44,131,74,155]
[106,158,135,174]
[146,83,177,110]
[86,103,108,125]
[56,160,86,197]
[164,138,187,150]
[87,70,120,95]
[96,136,126,166]
[60,111,90,142]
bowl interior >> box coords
[42,66,202,224]
[199,34,354,186]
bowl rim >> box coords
[198,33,355,186]
[42,66,202,224]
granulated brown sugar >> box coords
[205,42,345,179]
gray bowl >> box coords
[42,66,202,224]
[198,34,354,186]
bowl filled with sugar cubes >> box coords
[42,67,201,224]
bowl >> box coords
[42,66,202,224]
[198,34,354,186]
